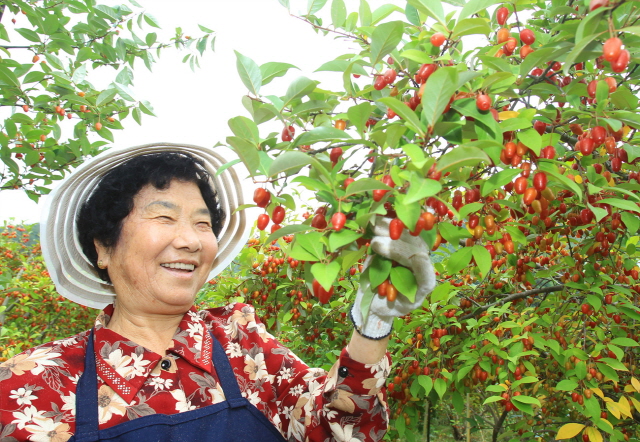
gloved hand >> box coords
[349,216,437,340]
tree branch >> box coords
[491,408,509,442]
[460,285,565,320]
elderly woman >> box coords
[0,144,435,442]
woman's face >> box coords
[96,180,218,315]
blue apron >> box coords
[71,330,287,441]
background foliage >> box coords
[0,0,214,199]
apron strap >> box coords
[74,329,101,441]
[209,332,245,407]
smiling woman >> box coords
[0,144,396,442]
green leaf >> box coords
[437,145,490,173]
[518,129,542,155]
[537,162,583,201]
[294,126,352,147]
[295,232,325,261]
[369,21,404,66]
[472,245,491,277]
[434,378,447,399]
[482,72,517,94]
[328,230,362,252]
[369,255,392,289]
[283,77,319,108]
[562,32,606,75]
[143,13,160,28]
[621,212,639,234]
[331,0,347,27]
[405,173,442,204]
[406,0,446,28]
[596,362,619,382]
[459,202,483,219]
[359,0,372,27]
[260,62,298,86]
[447,247,473,274]
[226,136,260,175]
[610,337,639,347]
[597,198,640,214]
[311,261,341,291]
[459,0,499,19]
[0,66,20,88]
[315,59,368,75]
[308,0,328,15]
[452,18,491,39]
[421,67,458,130]
[390,266,417,302]
[483,396,505,405]
[405,3,420,26]
[372,4,403,24]
[228,116,259,144]
[347,102,373,134]
[15,28,41,42]
[400,49,433,64]
[610,86,639,110]
[269,150,315,177]
[481,168,521,196]
[345,178,391,196]
[418,375,433,396]
[555,379,578,391]
[266,224,313,243]
[378,97,425,137]
[235,50,262,96]
[395,193,421,231]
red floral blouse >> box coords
[0,302,390,442]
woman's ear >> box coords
[94,239,111,269]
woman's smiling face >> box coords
[96,180,218,314]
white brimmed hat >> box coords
[40,142,254,309]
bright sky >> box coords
[1,0,401,223]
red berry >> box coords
[603,37,623,62]
[579,138,595,155]
[591,126,606,146]
[533,120,547,135]
[430,32,446,47]
[496,7,509,25]
[389,218,404,240]
[589,0,609,11]
[311,214,327,229]
[331,212,346,231]
[476,94,491,111]
[374,75,387,90]
[257,214,269,231]
[312,279,334,304]
[281,125,295,142]
[611,49,630,73]
[383,69,397,84]
[520,29,535,45]
[533,172,547,191]
[330,147,343,164]
[272,206,285,225]
[417,64,437,83]
[253,188,271,208]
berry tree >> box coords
[0,1,214,199]
[219,0,640,441]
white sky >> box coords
[1,0,401,223]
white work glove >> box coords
[349,217,437,340]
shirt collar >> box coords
[93,305,213,403]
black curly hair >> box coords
[77,151,225,283]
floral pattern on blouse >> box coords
[0,303,390,442]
